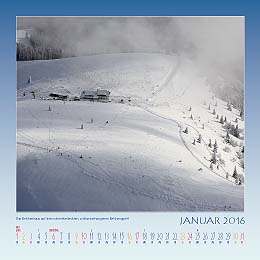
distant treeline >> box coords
[16,42,63,61]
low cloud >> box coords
[17,16,244,84]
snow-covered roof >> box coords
[81,90,97,96]
[81,89,110,97]
[97,89,110,96]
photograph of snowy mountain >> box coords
[16,17,244,211]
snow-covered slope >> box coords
[17,53,244,211]
[17,53,175,100]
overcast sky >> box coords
[17,16,244,83]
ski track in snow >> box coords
[138,107,236,185]
[16,53,244,211]
[17,99,242,211]
[137,54,239,185]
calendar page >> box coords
[0,1,259,259]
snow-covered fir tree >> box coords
[232,165,238,179]
[234,124,240,138]
[210,162,213,170]
[213,145,217,154]
[225,131,230,143]
[240,107,244,120]
[28,76,32,84]
[214,139,218,150]
[197,134,202,143]
[211,150,217,164]
[227,103,232,111]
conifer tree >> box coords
[229,124,235,137]
[225,131,230,143]
[214,139,218,150]
[210,162,213,170]
[232,165,238,179]
[234,124,239,138]
[240,109,244,120]
[28,76,32,84]
[211,150,217,164]
[220,115,224,124]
